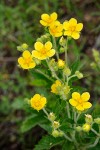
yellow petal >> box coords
[45,41,52,50]
[71,32,80,39]
[18,57,24,64]
[64,31,71,36]
[76,105,84,111]
[34,42,43,51]
[32,94,41,101]
[32,50,41,59]
[69,99,78,106]
[50,12,57,21]
[72,92,80,100]
[69,18,77,25]
[56,80,61,86]
[76,23,83,31]
[41,14,49,21]
[81,92,90,101]
[40,20,48,26]
[47,49,55,57]
[41,97,47,105]
[83,102,92,109]
[54,32,63,37]
[29,62,36,68]
[63,21,69,30]
[22,50,31,58]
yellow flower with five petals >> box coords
[40,12,57,27]
[49,21,63,37]
[30,94,47,111]
[18,50,36,69]
[69,92,92,111]
[63,18,83,39]
[32,41,55,60]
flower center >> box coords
[41,48,47,55]
[24,57,32,65]
[35,101,41,107]
[70,26,76,32]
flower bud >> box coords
[63,67,71,76]
[52,130,59,137]
[75,126,82,132]
[94,118,100,125]
[85,114,93,124]
[82,123,91,132]
[59,47,65,53]
[49,59,58,71]
[59,131,64,137]
[34,58,41,65]
[48,112,56,121]
[75,71,83,79]
[17,43,28,52]
[52,121,60,129]
[57,59,65,69]
[59,36,66,46]
[21,43,28,50]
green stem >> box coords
[91,128,100,136]
[59,129,72,142]
[43,108,72,142]
[46,59,62,82]
[52,36,59,60]
[34,69,54,82]
[66,102,71,118]
[43,108,49,117]
[64,37,69,65]
[85,137,100,149]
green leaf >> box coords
[71,59,80,75]
[31,79,48,87]
[21,114,46,133]
[34,135,63,150]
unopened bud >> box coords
[21,43,28,49]
[48,112,56,121]
[59,47,65,53]
[59,36,66,46]
[94,118,100,125]
[17,43,28,52]
[82,123,91,132]
[63,67,71,76]
[52,121,60,129]
[75,71,83,79]
[34,58,41,65]
[75,126,82,132]
[59,131,64,137]
[85,114,93,124]
[58,59,65,69]
[52,130,59,137]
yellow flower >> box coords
[51,80,61,94]
[57,59,65,69]
[40,12,57,27]
[30,94,47,111]
[49,21,63,37]
[69,92,92,111]
[63,18,83,39]
[18,50,36,69]
[32,41,55,60]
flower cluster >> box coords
[40,12,83,39]
[16,12,100,149]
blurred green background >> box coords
[0,0,100,149]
